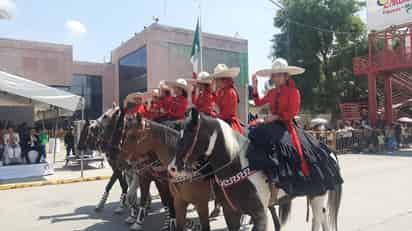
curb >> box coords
[0,175,111,191]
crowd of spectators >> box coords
[0,121,48,166]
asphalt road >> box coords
[1,154,411,231]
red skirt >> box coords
[223,117,244,135]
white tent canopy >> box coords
[0,71,83,112]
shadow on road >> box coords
[38,201,169,230]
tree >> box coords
[271,0,368,115]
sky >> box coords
[0,0,280,79]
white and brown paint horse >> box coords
[169,108,343,231]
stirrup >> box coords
[95,191,109,212]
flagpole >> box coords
[198,0,204,72]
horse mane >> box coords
[205,116,249,159]
[148,120,179,148]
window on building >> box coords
[71,74,102,120]
[119,46,147,103]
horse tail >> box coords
[279,200,292,225]
[328,183,342,231]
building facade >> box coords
[0,23,248,122]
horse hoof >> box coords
[125,216,137,224]
[129,222,143,230]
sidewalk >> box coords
[0,146,112,189]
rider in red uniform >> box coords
[210,64,243,135]
[248,58,343,197]
[163,79,190,120]
[191,72,217,117]
[123,93,148,116]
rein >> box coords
[183,119,201,163]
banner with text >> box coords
[367,0,412,31]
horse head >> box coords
[89,106,123,152]
[120,114,154,161]
[168,107,235,178]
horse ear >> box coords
[112,102,117,109]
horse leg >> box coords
[130,172,152,231]
[309,193,329,231]
[269,206,281,231]
[95,171,117,212]
[221,204,241,231]
[155,179,177,231]
[250,208,268,231]
[125,172,139,224]
[194,201,211,231]
[173,199,188,231]
[114,170,128,214]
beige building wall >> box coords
[0,39,73,86]
[111,23,249,122]
[72,61,115,111]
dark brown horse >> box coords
[78,107,129,213]
[120,115,213,231]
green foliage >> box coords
[271,0,368,114]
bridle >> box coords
[182,118,201,163]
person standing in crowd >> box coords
[38,129,48,162]
[0,123,5,165]
[191,71,217,117]
[378,131,385,153]
[27,128,41,163]
[3,125,22,165]
[207,64,243,135]
[64,127,76,158]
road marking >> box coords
[0,176,111,190]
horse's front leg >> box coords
[195,201,211,231]
[250,208,268,231]
[221,204,242,231]
[130,172,152,231]
[173,198,188,231]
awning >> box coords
[0,71,83,112]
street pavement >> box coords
[0,153,412,230]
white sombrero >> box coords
[207,64,240,80]
[125,92,152,102]
[256,58,305,77]
[163,78,192,93]
[195,71,212,84]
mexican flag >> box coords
[190,19,201,79]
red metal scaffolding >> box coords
[353,22,412,126]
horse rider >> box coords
[161,78,191,122]
[247,58,343,197]
[190,71,217,117]
[205,64,244,135]
[124,92,148,116]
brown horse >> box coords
[120,115,213,231]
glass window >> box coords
[119,46,148,103]
[71,74,102,120]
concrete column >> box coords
[384,75,393,125]
[368,73,377,126]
